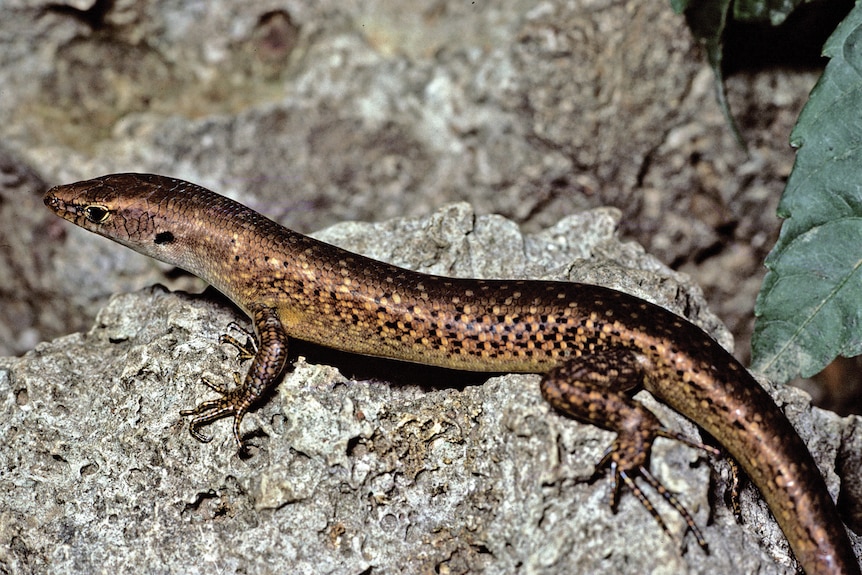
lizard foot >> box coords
[180,373,250,445]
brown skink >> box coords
[43,173,860,574]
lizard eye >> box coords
[84,205,111,223]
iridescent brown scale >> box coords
[44,174,860,575]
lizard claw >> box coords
[595,433,710,552]
[180,382,249,446]
[219,321,258,361]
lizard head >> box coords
[43,173,230,275]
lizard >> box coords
[43,173,860,575]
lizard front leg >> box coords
[180,304,289,445]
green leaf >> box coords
[752,3,862,381]
[671,0,747,148]
[671,0,731,41]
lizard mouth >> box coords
[43,187,95,228]
[43,184,98,224]
[43,189,69,216]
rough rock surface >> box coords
[1,1,860,573]
[1,204,859,574]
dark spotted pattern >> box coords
[44,174,860,575]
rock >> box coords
[1,203,850,574]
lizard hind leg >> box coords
[540,350,711,551]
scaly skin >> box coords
[44,173,860,575]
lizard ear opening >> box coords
[154,231,175,245]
